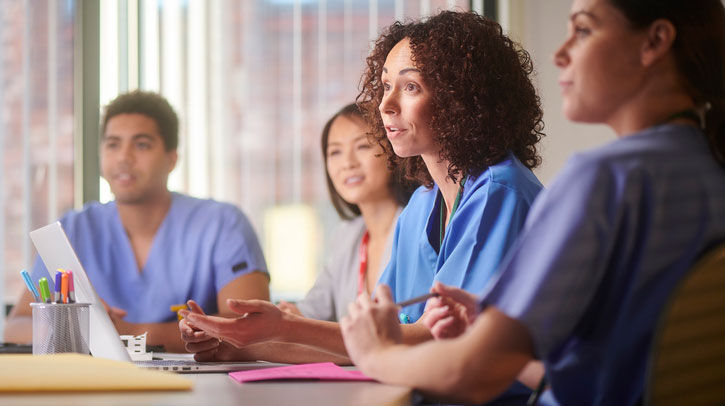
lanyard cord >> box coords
[439,175,467,248]
[357,231,370,296]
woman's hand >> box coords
[180,298,285,349]
[340,285,401,371]
[277,300,303,316]
[179,300,252,361]
[179,300,219,358]
[423,282,480,340]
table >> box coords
[0,369,412,406]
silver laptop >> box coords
[30,221,281,373]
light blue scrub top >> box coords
[378,153,543,322]
[483,125,725,405]
[31,192,268,323]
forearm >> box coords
[240,341,352,365]
[401,322,433,344]
[277,315,348,356]
[3,315,32,344]
[276,314,432,357]
[359,313,530,404]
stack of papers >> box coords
[0,353,192,392]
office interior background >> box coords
[0,0,616,338]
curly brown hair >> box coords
[357,11,544,187]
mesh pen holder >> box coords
[31,302,90,355]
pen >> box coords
[395,292,439,308]
[61,271,69,304]
[20,270,40,302]
[38,277,52,303]
[66,270,76,303]
[54,271,63,303]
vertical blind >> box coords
[0,0,77,337]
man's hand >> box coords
[101,299,128,331]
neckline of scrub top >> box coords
[437,175,467,250]
[111,193,178,278]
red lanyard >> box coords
[357,231,370,295]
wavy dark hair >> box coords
[321,104,415,220]
[357,11,544,187]
[607,0,725,166]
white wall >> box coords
[506,0,616,186]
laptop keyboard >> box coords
[134,359,204,371]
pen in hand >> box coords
[395,292,439,308]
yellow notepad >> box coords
[0,353,192,392]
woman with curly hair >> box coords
[341,0,725,404]
[360,10,544,326]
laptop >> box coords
[29,221,282,373]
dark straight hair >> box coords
[608,0,725,165]
[321,104,415,220]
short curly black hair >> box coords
[101,90,179,151]
[357,11,544,187]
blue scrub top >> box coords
[31,192,268,323]
[483,125,725,405]
[378,153,543,322]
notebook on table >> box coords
[29,221,282,373]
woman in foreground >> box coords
[340,0,725,404]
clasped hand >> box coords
[340,285,402,370]
[423,281,480,340]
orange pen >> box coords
[61,271,69,304]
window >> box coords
[0,0,76,335]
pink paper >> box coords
[229,362,375,383]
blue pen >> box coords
[20,270,40,302]
[54,271,63,303]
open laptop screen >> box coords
[30,222,132,362]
